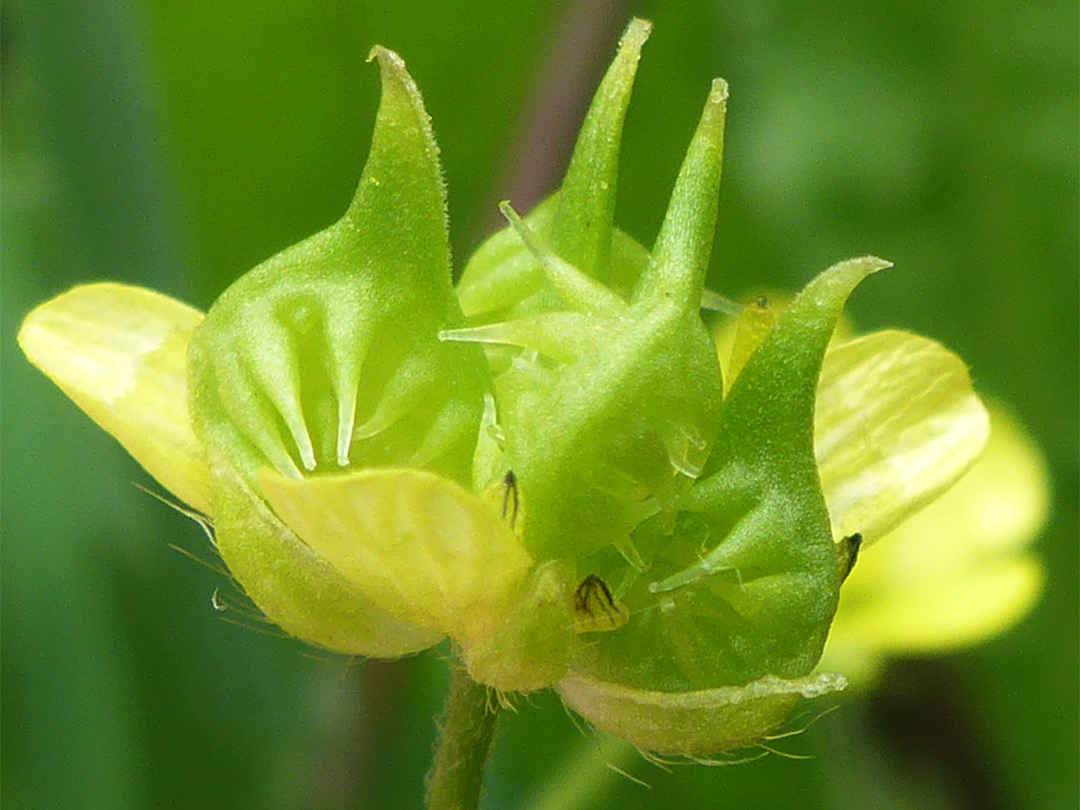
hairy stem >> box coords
[425,661,500,810]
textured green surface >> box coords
[3,1,1076,808]
[572,258,885,691]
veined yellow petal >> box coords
[211,457,443,657]
[820,404,1049,680]
[258,467,534,646]
[840,402,1049,602]
[816,330,990,543]
[18,283,212,515]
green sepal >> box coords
[456,18,654,320]
[550,18,651,284]
[186,46,489,658]
[188,46,488,490]
[453,18,648,324]
[557,671,846,756]
[634,77,729,312]
[566,257,888,703]
[444,62,729,564]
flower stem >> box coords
[425,660,500,810]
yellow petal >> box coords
[258,467,534,645]
[710,291,856,388]
[723,295,778,395]
[18,283,212,515]
[816,330,990,543]
[826,556,1042,655]
[211,457,443,657]
[820,403,1049,680]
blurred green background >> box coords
[2,1,1076,808]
